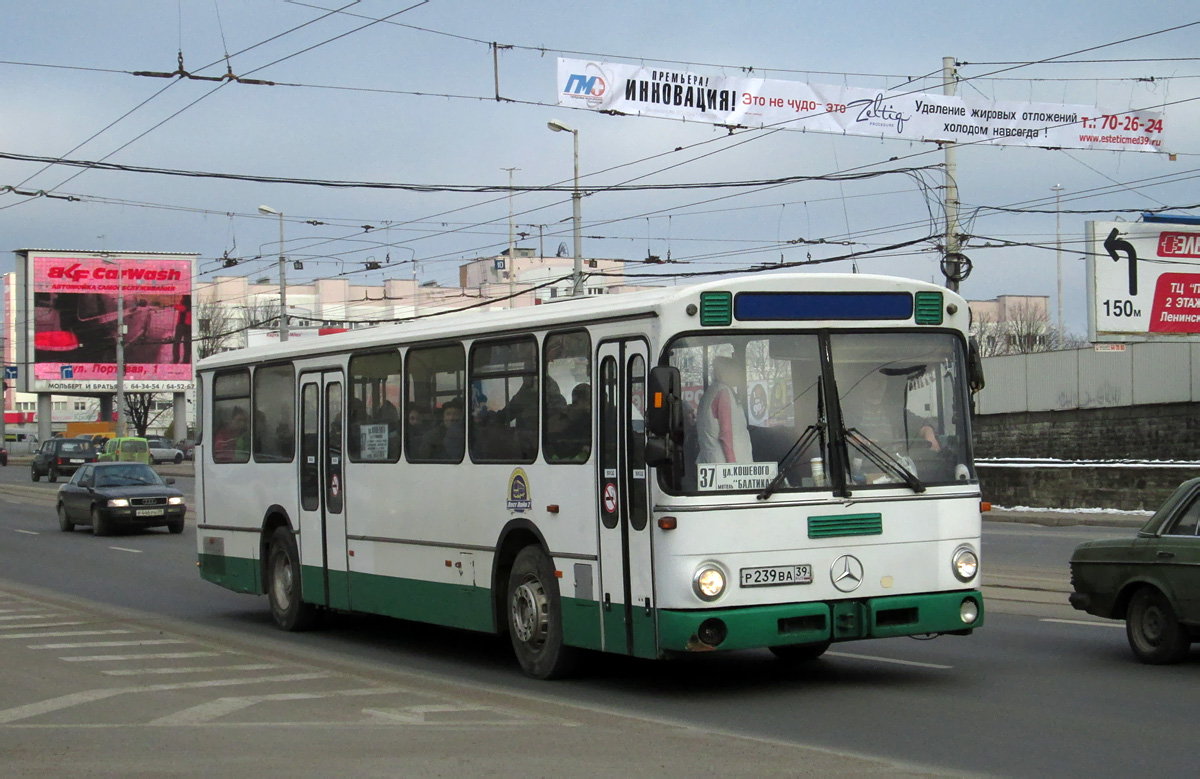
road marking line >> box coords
[1041,618,1123,628]
[13,529,38,536]
[0,673,335,724]
[0,614,66,622]
[30,639,187,650]
[826,651,953,670]
[150,687,402,726]
[0,629,133,640]
[61,652,221,662]
[108,546,142,554]
[0,621,87,631]
[102,663,281,676]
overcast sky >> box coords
[2,1,1198,335]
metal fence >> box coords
[975,342,1200,414]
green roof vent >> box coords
[699,291,733,326]
[914,291,944,325]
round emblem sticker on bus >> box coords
[603,483,618,514]
[507,468,532,513]
[330,474,340,498]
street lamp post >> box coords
[547,120,583,297]
[101,257,126,437]
[258,205,289,342]
[1051,184,1065,344]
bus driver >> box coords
[696,356,753,464]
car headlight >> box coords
[107,498,129,507]
[952,545,979,582]
[693,564,727,601]
[168,497,184,505]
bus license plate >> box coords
[135,508,164,517]
[740,564,812,587]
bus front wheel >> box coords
[267,527,319,632]
[507,546,577,680]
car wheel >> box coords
[267,527,319,631]
[31,465,41,482]
[57,503,75,532]
[48,465,58,483]
[91,505,112,537]
[167,518,184,534]
[173,453,183,464]
[1126,587,1191,664]
[506,545,578,679]
[769,640,832,663]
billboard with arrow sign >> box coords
[1087,220,1200,343]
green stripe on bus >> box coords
[658,590,983,652]
[198,553,262,594]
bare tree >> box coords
[123,393,169,437]
[195,299,236,359]
[971,301,1086,356]
[241,297,282,337]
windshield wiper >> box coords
[844,428,925,493]
[757,423,822,501]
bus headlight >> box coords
[952,546,979,582]
[693,564,727,601]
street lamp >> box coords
[1051,184,1065,344]
[258,205,289,342]
[100,257,126,437]
[547,120,583,297]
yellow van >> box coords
[97,437,151,464]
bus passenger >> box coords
[213,407,249,462]
[421,399,464,460]
[696,356,752,464]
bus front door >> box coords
[597,339,656,658]
[297,371,350,611]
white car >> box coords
[146,438,184,465]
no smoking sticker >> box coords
[603,483,618,514]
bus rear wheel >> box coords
[769,641,831,663]
[267,527,318,631]
[507,546,577,680]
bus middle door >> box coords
[297,371,351,611]
[597,339,656,658]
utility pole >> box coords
[942,56,962,292]
[1052,184,1065,344]
[502,167,518,308]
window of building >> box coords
[349,351,401,462]
[543,330,591,463]
[470,337,538,463]
[252,364,295,463]
[212,370,251,463]
[405,344,466,463]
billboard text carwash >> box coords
[13,250,197,393]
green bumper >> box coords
[658,590,984,652]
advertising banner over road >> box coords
[1086,221,1200,342]
[14,251,197,393]
[557,59,1167,154]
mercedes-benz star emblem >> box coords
[830,554,864,593]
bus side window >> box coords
[470,337,538,463]
[405,344,466,463]
[544,330,591,464]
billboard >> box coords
[558,58,1167,154]
[14,251,197,393]
[1086,221,1200,342]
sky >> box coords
[2,0,1199,337]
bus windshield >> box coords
[666,331,974,495]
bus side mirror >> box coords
[646,365,682,439]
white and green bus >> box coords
[196,272,984,678]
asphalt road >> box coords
[0,464,1192,777]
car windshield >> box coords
[665,330,975,496]
[96,464,163,487]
